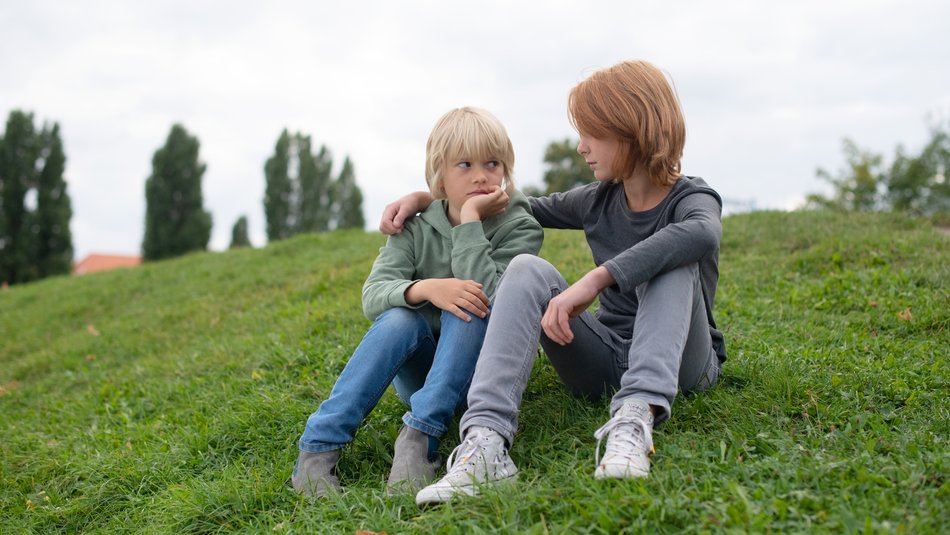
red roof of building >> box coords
[73,254,142,275]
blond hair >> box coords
[568,60,686,186]
[425,107,516,198]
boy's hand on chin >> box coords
[460,187,509,223]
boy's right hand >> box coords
[405,278,489,322]
[459,186,509,224]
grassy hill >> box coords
[1,211,947,533]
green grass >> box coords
[1,211,948,533]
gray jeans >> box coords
[459,254,720,446]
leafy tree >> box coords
[229,215,251,249]
[886,122,950,215]
[0,110,73,285]
[333,156,365,230]
[542,138,593,194]
[808,139,885,212]
[263,130,365,240]
[142,124,212,261]
[807,120,950,218]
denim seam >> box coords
[507,284,556,404]
[298,441,344,454]
[403,413,446,437]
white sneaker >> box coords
[593,398,655,479]
[415,426,518,506]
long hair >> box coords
[569,60,685,186]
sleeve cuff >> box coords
[390,280,426,309]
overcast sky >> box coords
[3,0,949,259]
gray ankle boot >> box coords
[387,426,441,491]
[292,449,342,497]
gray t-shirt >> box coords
[528,176,727,362]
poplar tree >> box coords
[264,130,294,241]
[333,156,365,230]
[264,131,363,241]
[0,110,73,285]
[0,111,36,284]
[296,138,333,233]
[142,124,212,261]
[33,123,73,277]
[229,215,251,248]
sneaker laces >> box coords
[593,411,654,467]
[444,428,497,476]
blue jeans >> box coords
[298,307,488,453]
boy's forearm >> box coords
[412,191,435,212]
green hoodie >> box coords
[362,190,543,335]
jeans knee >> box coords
[375,307,427,331]
[440,308,488,332]
[636,263,700,300]
[655,263,698,285]
[506,254,554,277]
[499,255,562,296]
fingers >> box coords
[447,306,473,322]
[489,191,510,218]
[430,279,488,320]
[456,284,489,318]
[484,188,509,215]
[379,202,402,234]
[541,297,574,345]
[394,203,415,228]
[541,308,564,345]
[460,188,510,222]
[378,200,419,234]
[556,304,574,344]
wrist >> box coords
[404,280,428,305]
[459,205,481,224]
[583,266,615,292]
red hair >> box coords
[569,60,685,186]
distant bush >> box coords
[807,119,950,220]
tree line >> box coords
[142,124,366,261]
[0,111,368,285]
[22,110,940,288]
[807,120,950,218]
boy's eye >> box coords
[456,161,471,168]
[486,160,500,168]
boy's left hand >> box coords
[541,266,615,345]
[542,282,597,345]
